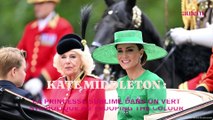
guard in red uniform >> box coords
[170,0,213,90]
[196,48,213,92]
[17,0,73,96]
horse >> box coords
[90,0,180,88]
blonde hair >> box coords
[0,47,26,78]
[53,48,94,76]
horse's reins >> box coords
[131,6,177,75]
[154,31,177,88]
[154,45,176,73]
[154,31,177,72]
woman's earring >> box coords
[139,55,142,63]
[140,51,144,59]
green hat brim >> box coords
[92,42,168,64]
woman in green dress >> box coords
[92,30,167,119]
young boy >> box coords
[0,47,33,99]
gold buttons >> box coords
[32,54,38,60]
[31,60,37,66]
[33,47,39,53]
[34,40,40,47]
[30,67,36,73]
[30,37,40,73]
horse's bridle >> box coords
[154,31,177,88]
[154,45,176,73]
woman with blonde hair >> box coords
[45,33,105,120]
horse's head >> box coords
[91,0,163,52]
[91,0,166,83]
[91,0,137,51]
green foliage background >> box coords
[0,0,182,47]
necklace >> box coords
[65,71,85,89]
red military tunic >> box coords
[179,48,213,92]
[17,14,73,82]
[196,48,213,92]
[178,72,206,90]
[44,75,105,120]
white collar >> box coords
[38,11,56,31]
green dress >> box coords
[116,70,166,120]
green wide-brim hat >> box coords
[92,30,168,64]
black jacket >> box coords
[0,80,33,100]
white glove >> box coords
[170,27,213,48]
[170,27,191,45]
[24,78,43,96]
